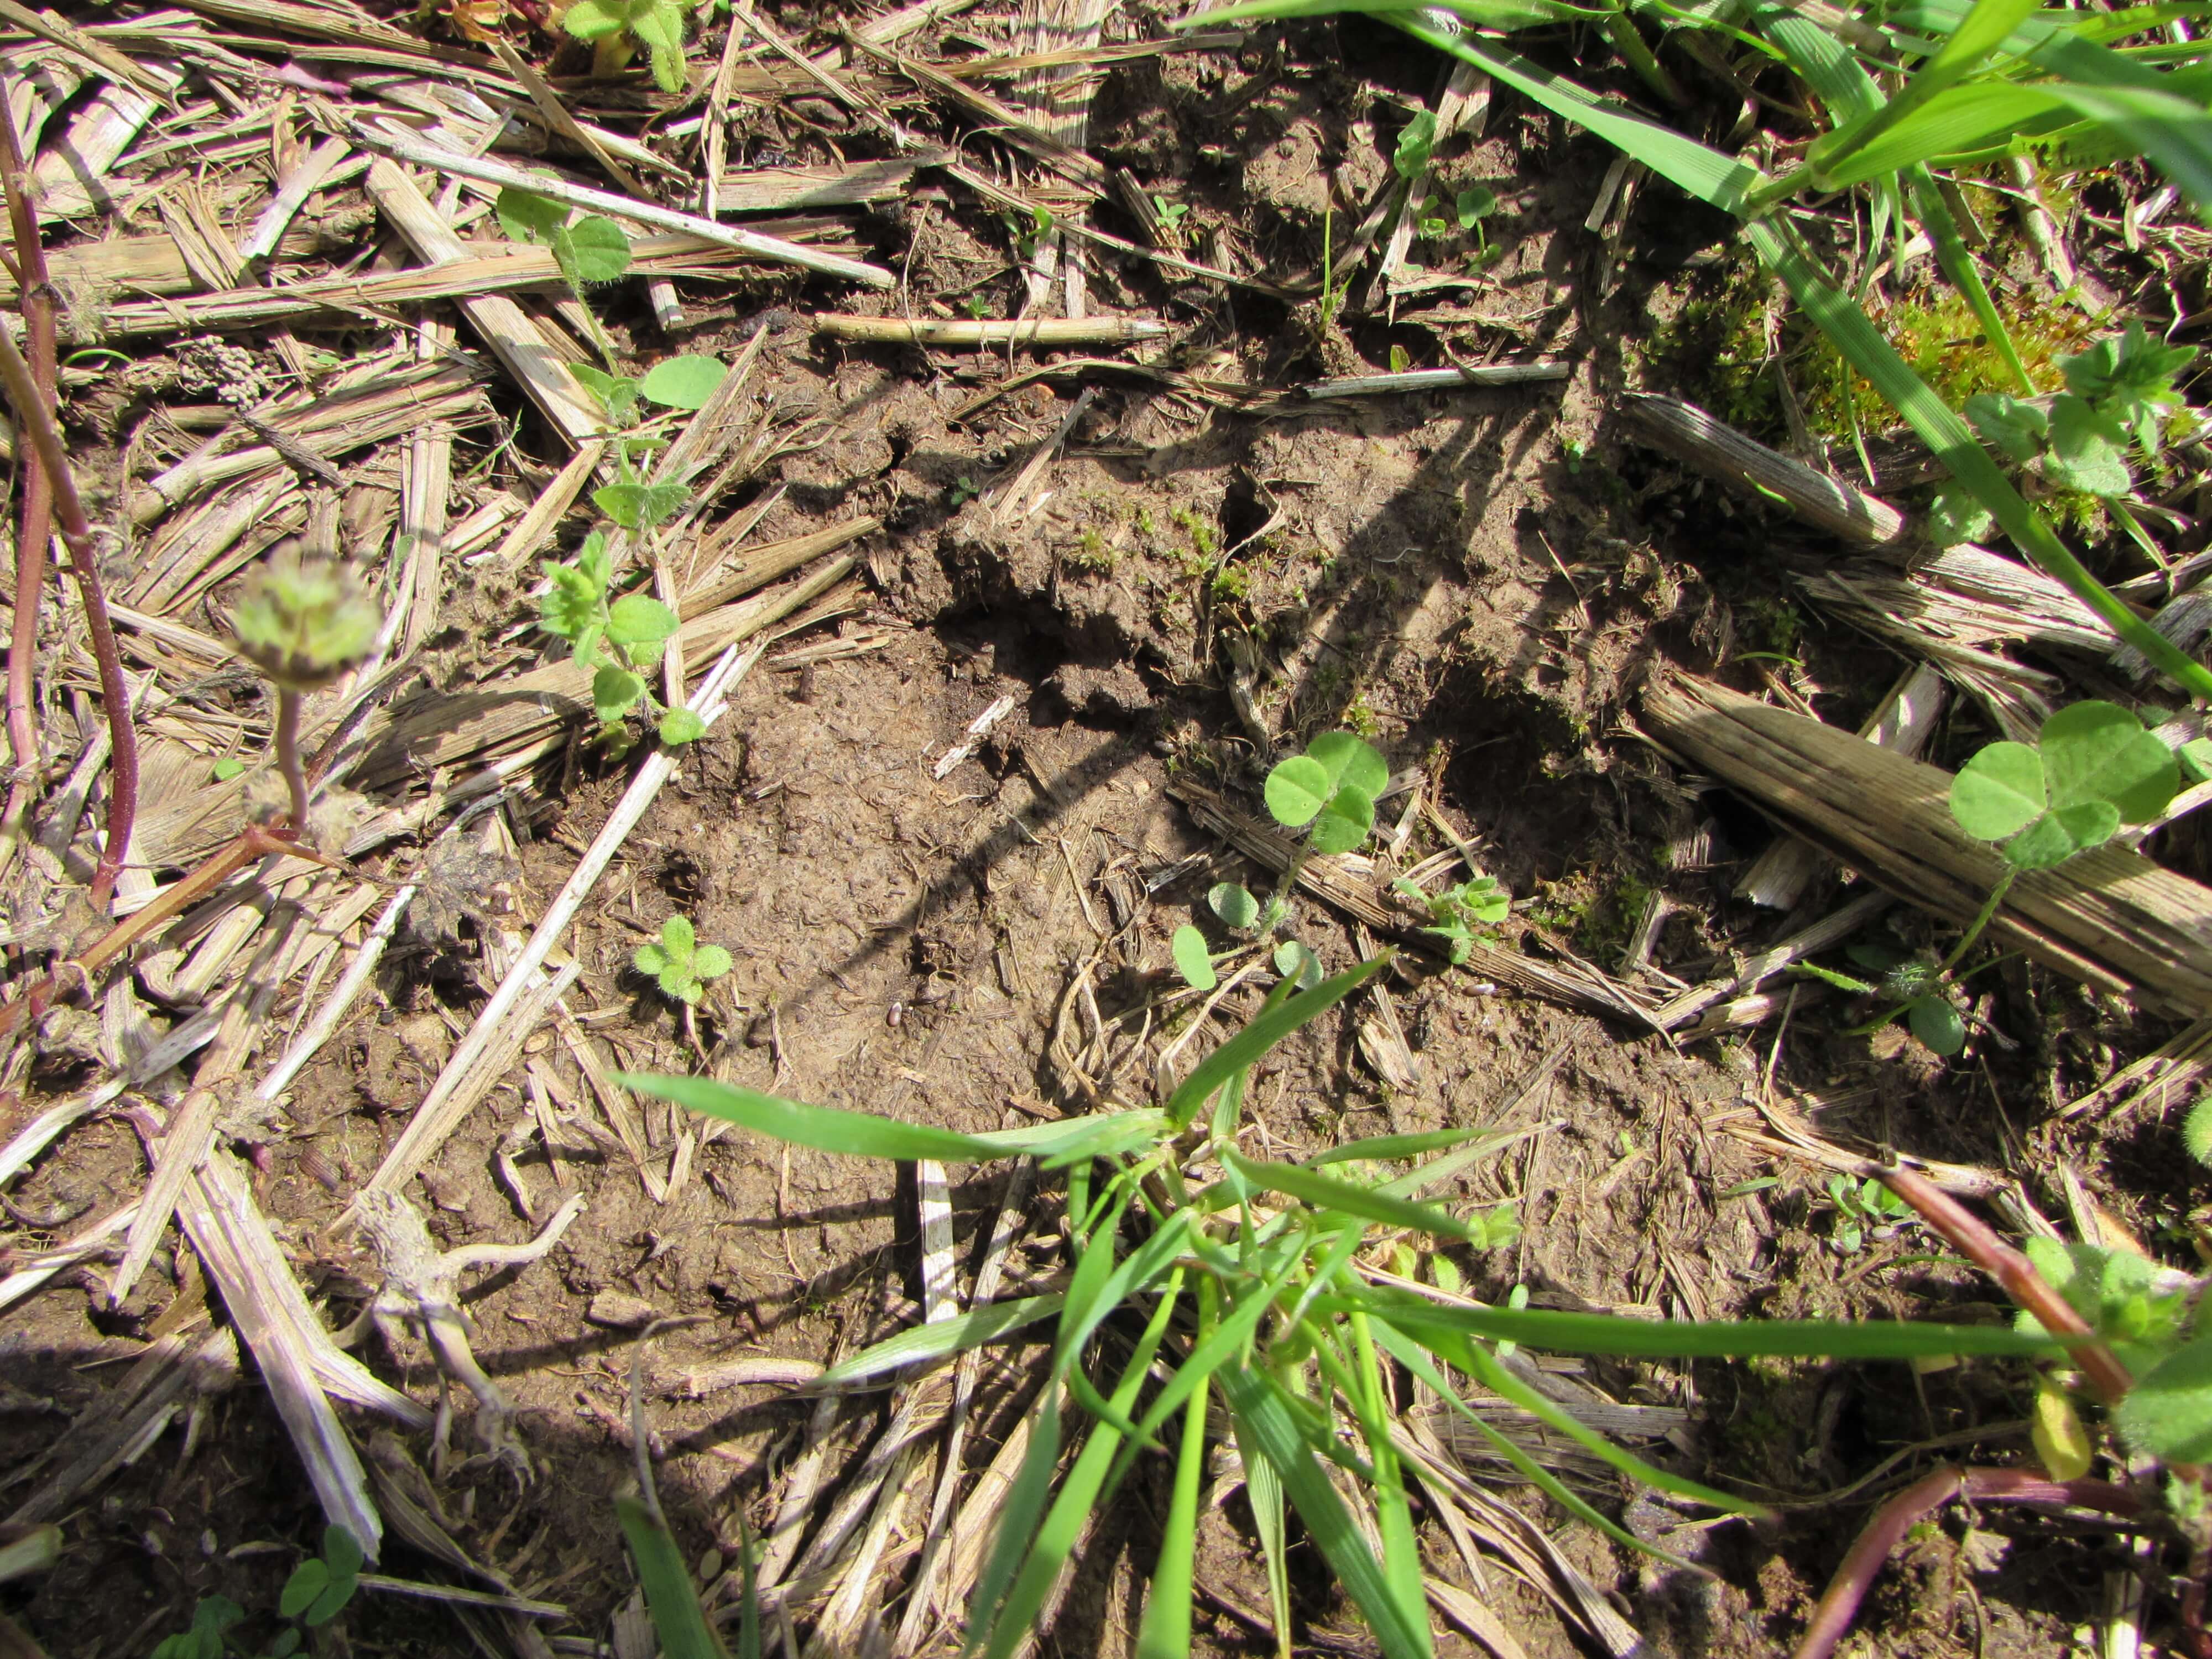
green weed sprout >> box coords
[1265,731,1388,854]
[1949,700,2178,873]
[572,354,729,435]
[1824,1173,1913,1255]
[539,530,702,747]
[634,915,731,1006]
[153,1527,360,1659]
[1393,874,1509,964]
[561,0,702,93]
[620,952,2078,1659]
[229,547,379,834]
[495,187,633,362]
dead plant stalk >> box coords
[0,242,137,909]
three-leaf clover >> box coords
[280,1526,363,1629]
[634,915,732,1005]
[1264,731,1388,855]
[1949,700,2179,869]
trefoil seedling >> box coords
[229,546,379,838]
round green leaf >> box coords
[555,215,633,285]
[661,915,695,957]
[1307,784,1375,854]
[560,0,632,38]
[1949,740,2045,841]
[494,185,567,244]
[279,1561,329,1621]
[2048,798,2122,854]
[658,706,706,746]
[1306,731,1387,800]
[640,354,728,411]
[1273,940,1321,989]
[2116,1333,2212,1462]
[659,963,700,1003]
[1208,882,1259,930]
[633,943,670,976]
[2180,737,2212,785]
[1264,755,1331,828]
[2001,812,2084,870]
[691,945,732,982]
[1906,995,1965,1057]
[2039,700,2178,824]
[1171,925,1217,991]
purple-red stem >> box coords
[1793,1467,2145,1659]
[0,97,48,781]
[0,278,135,910]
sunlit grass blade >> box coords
[1215,1146,1509,1245]
[623,1073,1167,1164]
[1807,0,2045,182]
[1135,1284,1217,1659]
[1373,1312,1749,1519]
[1376,1124,1543,1201]
[1350,1311,1432,1659]
[1366,1292,2067,1358]
[979,1274,1186,1659]
[1055,1208,1196,1377]
[1308,1125,1515,1166]
[964,1385,1066,1656]
[813,1294,1063,1390]
[1222,1365,1432,1659]
[1908,165,2033,393]
[1370,1317,1719,1564]
[1245,1422,1294,1659]
[1167,954,1390,1125]
[1820,84,2072,183]
[617,1492,732,1659]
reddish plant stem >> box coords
[1793,1467,2145,1659]
[1879,1165,2135,1404]
[0,97,50,780]
[0,276,136,912]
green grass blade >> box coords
[1820,84,2070,182]
[814,1294,1064,1389]
[1220,1365,1432,1659]
[1309,1125,1514,1166]
[1808,0,2044,182]
[1135,1359,1213,1659]
[1217,1147,1504,1246]
[622,1073,1166,1165]
[964,1385,1067,1656]
[1167,954,1390,1125]
[615,1493,732,1659]
[1370,1318,1713,1566]
[1907,165,2033,393]
[1245,1420,1293,1659]
[1350,1311,1431,1659]
[1056,1199,1198,1379]
[980,1274,1187,1659]
[734,1513,760,1659]
[1369,1292,2065,1358]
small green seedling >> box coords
[212,755,247,781]
[634,915,732,1006]
[1264,731,1389,855]
[1825,1174,1913,1255]
[562,0,703,92]
[496,187,633,361]
[1393,874,1510,965]
[1151,194,1190,235]
[230,548,379,836]
[539,530,702,747]
[1004,205,1054,262]
[1389,343,1411,374]
[1949,700,2178,871]
[1393,110,1436,181]
[572,353,729,432]
[948,476,980,509]
[280,1525,363,1629]
[153,1527,361,1659]
[1952,326,2197,517]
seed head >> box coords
[231,544,379,691]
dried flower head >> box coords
[230,544,379,691]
